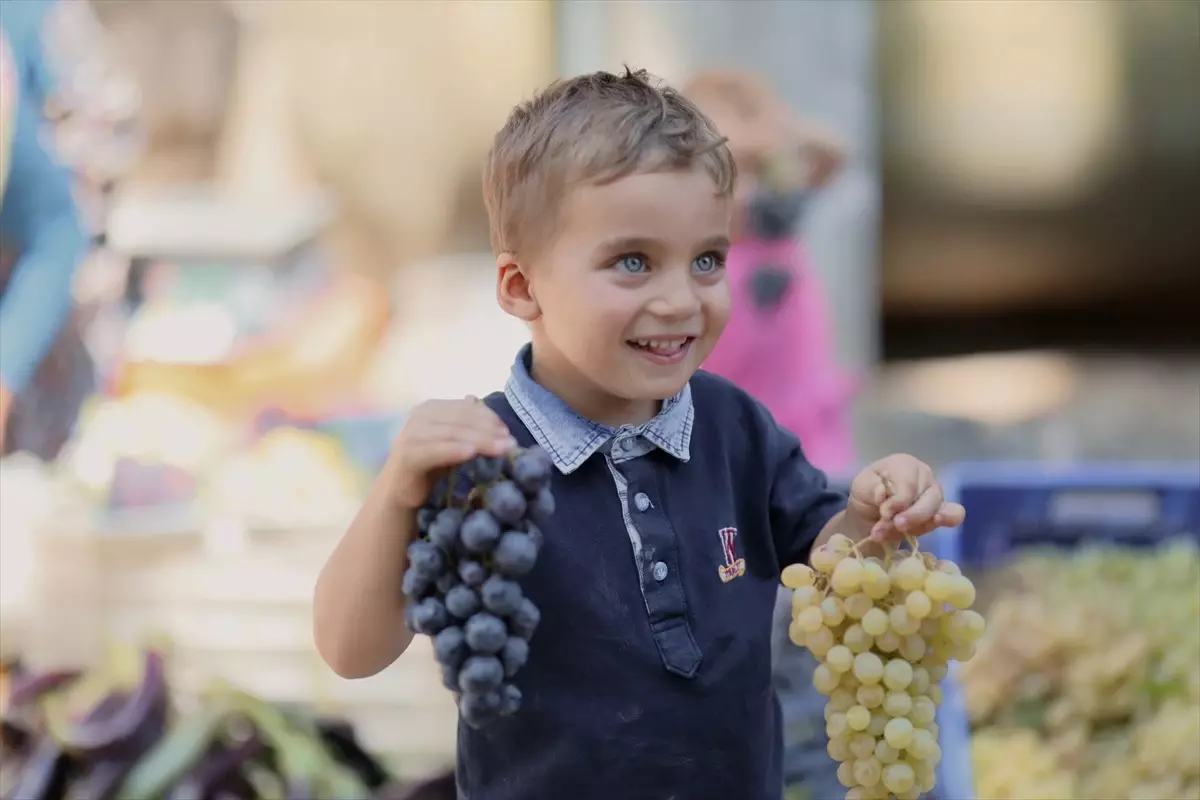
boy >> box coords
[314,68,965,800]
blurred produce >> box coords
[964,539,1200,800]
[0,649,452,800]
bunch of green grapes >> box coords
[781,534,984,800]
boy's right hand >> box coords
[387,398,516,511]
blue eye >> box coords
[692,252,725,274]
[615,254,648,274]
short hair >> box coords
[483,67,736,257]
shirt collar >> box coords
[503,343,693,474]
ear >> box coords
[496,252,540,322]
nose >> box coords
[648,266,703,321]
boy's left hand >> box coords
[847,454,965,543]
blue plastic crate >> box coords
[925,461,1200,800]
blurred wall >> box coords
[557,0,880,373]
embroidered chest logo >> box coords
[717,526,746,583]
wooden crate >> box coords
[18,519,456,776]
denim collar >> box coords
[503,343,693,474]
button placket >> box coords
[618,459,702,678]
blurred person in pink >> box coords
[685,69,858,475]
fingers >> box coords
[934,501,966,528]
[894,483,943,532]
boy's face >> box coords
[515,168,732,419]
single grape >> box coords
[883,658,914,691]
[795,605,824,633]
[861,560,891,599]
[501,636,529,677]
[830,557,865,596]
[846,705,871,731]
[827,737,851,761]
[428,508,464,550]
[436,570,460,596]
[875,739,900,764]
[806,625,835,658]
[856,683,885,709]
[486,481,527,524]
[401,568,433,600]
[445,585,482,619]
[861,607,889,637]
[905,589,933,619]
[945,574,978,609]
[407,541,446,579]
[812,664,841,694]
[923,571,955,602]
[416,506,437,533]
[883,717,914,749]
[888,605,921,636]
[461,511,502,554]
[826,712,849,739]
[529,486,556,522]
[511,447,552,492]
[853,756,883,788]
[844,592,873,619]
[509,598,541,640]
[853,652,885,684]
[836,760,856,788]
[467,455,505,483]
[867,710,889,737]
[810,545,841,574]
[781,563,815,589]
[481,576,523,616]
[891,556,927,592]
[844,623,873,654]
[459,655,504,693]
[460,689,503,728]
[499,682,522,715]
[826,645,854,673]
[494,531,539,576]
[900,634,927,662]
[792,585,821,610]
[820,596,846,626]
[875,629,902,653]
[829,689,856,712]
[458,559,488,587]
[411,597,450,635]
[911,692,937,724]
[433,626,467,666]
[884,691,913,718]
[882,761,916,795]
[849,733,877,760]
[464,612,508,655]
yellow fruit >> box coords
[781,563,815,589]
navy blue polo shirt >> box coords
[457,344,846,800]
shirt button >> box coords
[634,492,651,512]
[620,438,634,452]
[652,561,668,581]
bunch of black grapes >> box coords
[402,445,554,728]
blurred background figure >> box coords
[687,68,858,476]
[0,0,138,460]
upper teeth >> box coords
[634,339,686,349]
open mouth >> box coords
[626,337,696,364]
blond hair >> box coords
[483,67,735,257]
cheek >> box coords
[704,280,732,335]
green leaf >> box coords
[119,706,229,800]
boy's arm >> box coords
[764,409,873,569]
[313,455,416,679]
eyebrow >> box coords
[595,234,731,257]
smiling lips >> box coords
[627,337,696,364]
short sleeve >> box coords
[766,412,847,571]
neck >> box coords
[528,340,660,428]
